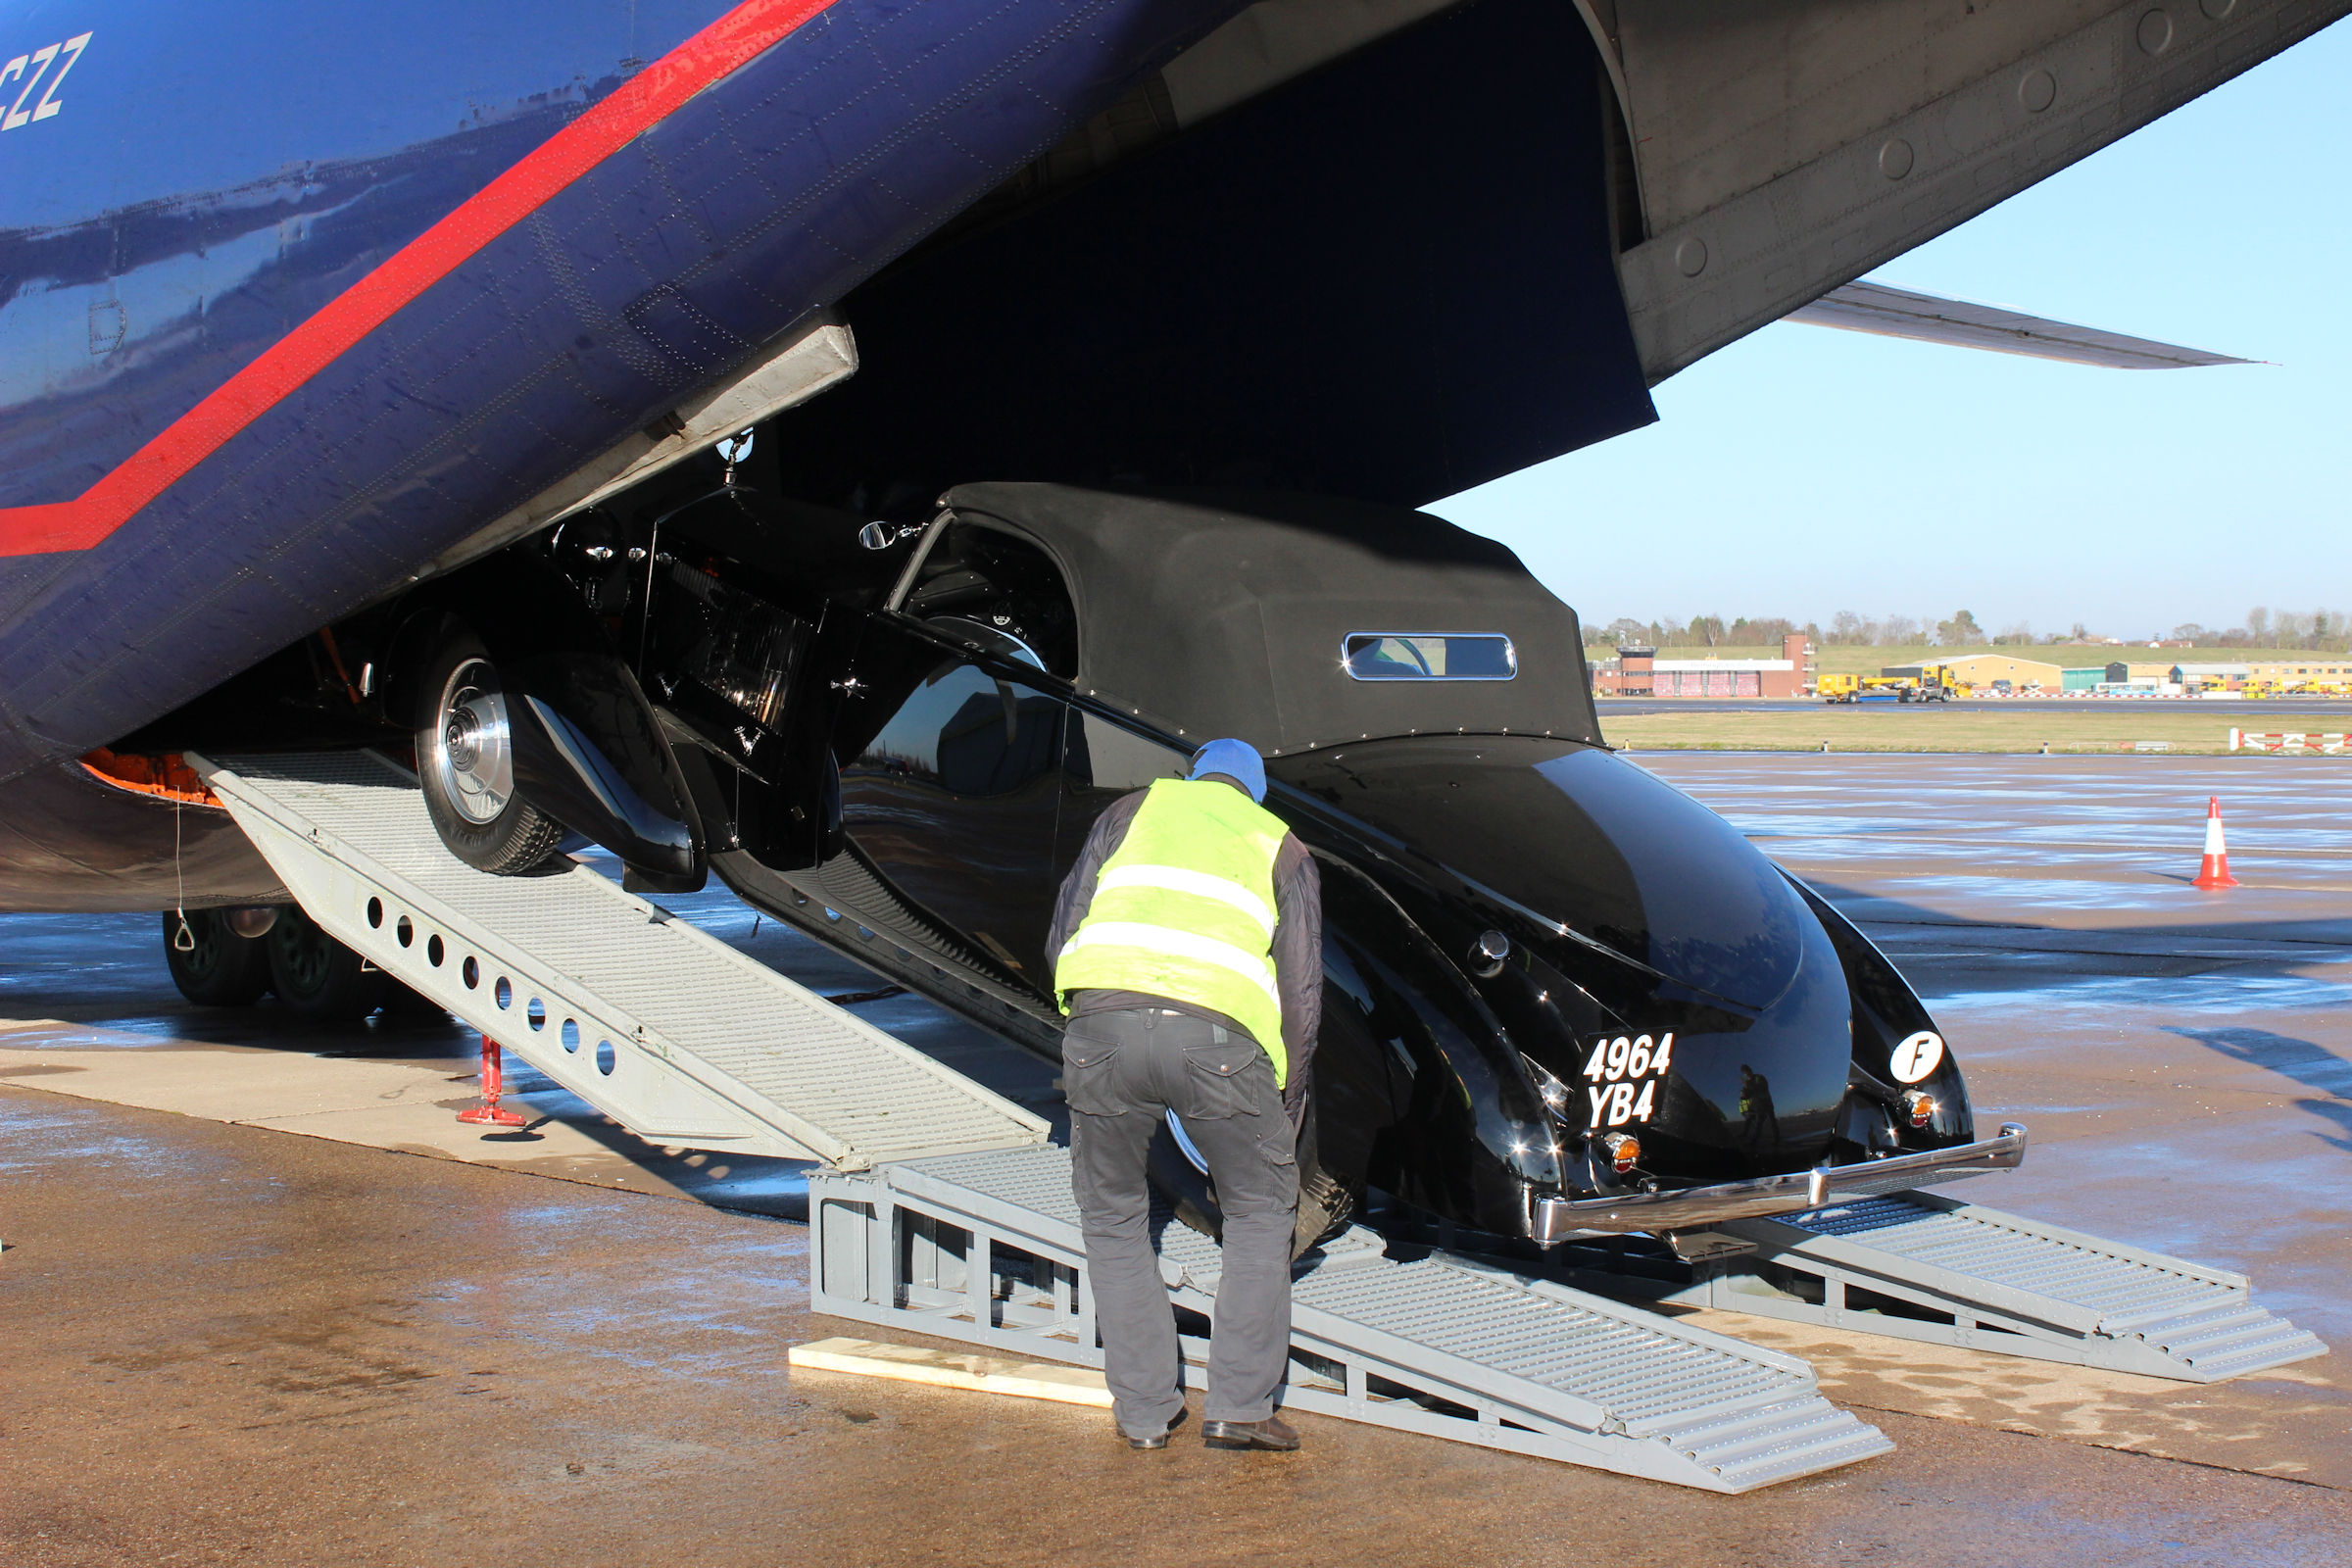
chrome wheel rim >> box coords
[432,658,514,825]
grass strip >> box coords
[1595,705,2350,755]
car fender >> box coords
[1788,873,1974,1144]
[1313,856,1566,1237]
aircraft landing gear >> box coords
[161,909,272,1005]
[162,902,440,1025]
[263,903,394,1022]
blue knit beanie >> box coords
[1189,738,1267,803]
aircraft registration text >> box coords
[2,30,92,133]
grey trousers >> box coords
[1062,1007,1298,1439]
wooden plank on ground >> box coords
[787,1337,1111,1408]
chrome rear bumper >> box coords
[1533,1122,2029,1241]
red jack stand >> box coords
[458,1037,527,1127]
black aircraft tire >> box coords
[264,906,393,1023]
[1149,1097,1358,1261]
[161,910,272,1006]
[415,632,564,875]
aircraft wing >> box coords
[1785,281,2250,369]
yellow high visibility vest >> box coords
[1054,778,1292,1085]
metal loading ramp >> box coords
[191,751,1051,1168]
[810,1146,1893,1493]
[1676,1193,2327,1382]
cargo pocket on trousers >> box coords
[1181,1042,1265,1120]
[1061,1040,1126,1116]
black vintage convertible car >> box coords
[141,472,2021,1250]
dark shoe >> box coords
[1125,1408,1187,1450]
[1202,1415,1299,1452]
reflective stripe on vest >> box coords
[1093,863,1277,938]
[1055,922,1280,1006]
[1054,777,1291,1085]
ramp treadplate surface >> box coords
[1701,1193,2327,1382]
[812,1146,1892,1492]
[195,751,1050,1169]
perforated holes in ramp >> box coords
[427,934,445,967]
[367,897,384,929]
[495,976,513,1009]
[596,1039,616,1076]
[396,915,414,949]
[463,956,479,989]
[527,998,546,1031]
[562,1019,580,1054]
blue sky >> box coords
[1435,20,2351,643]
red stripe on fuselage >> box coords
[0,0,838,559]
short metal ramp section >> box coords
[1675,1193,2327,1382]
[810,1146,1893,1493]
[193,751,1050,1169]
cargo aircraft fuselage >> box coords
[1,0,2339,1248]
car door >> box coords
[1054,710,1192,876]
[836,619,1068,988]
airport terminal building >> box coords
[1592,636,1814,698]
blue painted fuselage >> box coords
[0,0,1240,782]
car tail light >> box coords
[1902,1090,1936,1128]
[1598,1132,1641,1175]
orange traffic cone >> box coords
[2192,797,2239,890]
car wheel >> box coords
[265,904,393,1023]
[161,909,272,1005]
[416,631,564,874]
[1150,1098,1358,1260]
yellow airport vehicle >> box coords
[1908,664,1967,703]
[1822,674,1924,704]
[1823,665,1970,704]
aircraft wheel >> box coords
[416,632,564,874]
[264,905,392,1023]
[161,910,272,1006]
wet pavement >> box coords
[6,757,2351,1564]
[1642,754,2352,1491]
[1601,697,2352,717]
[0,862,1057,1216]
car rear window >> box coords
[1342,633,1517,682]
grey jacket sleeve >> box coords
[1046,790,1147,967]
[1272,835,1323,1098]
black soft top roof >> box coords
[938,484,1600,756]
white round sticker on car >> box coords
[1890,1031,1945,1084]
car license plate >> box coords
[1582,1032,1672,1128]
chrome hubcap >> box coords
[432,660,514,825]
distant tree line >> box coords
[2168,608,2350,652]
[1589,606,2348,653]
[1598,614,1808,649]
